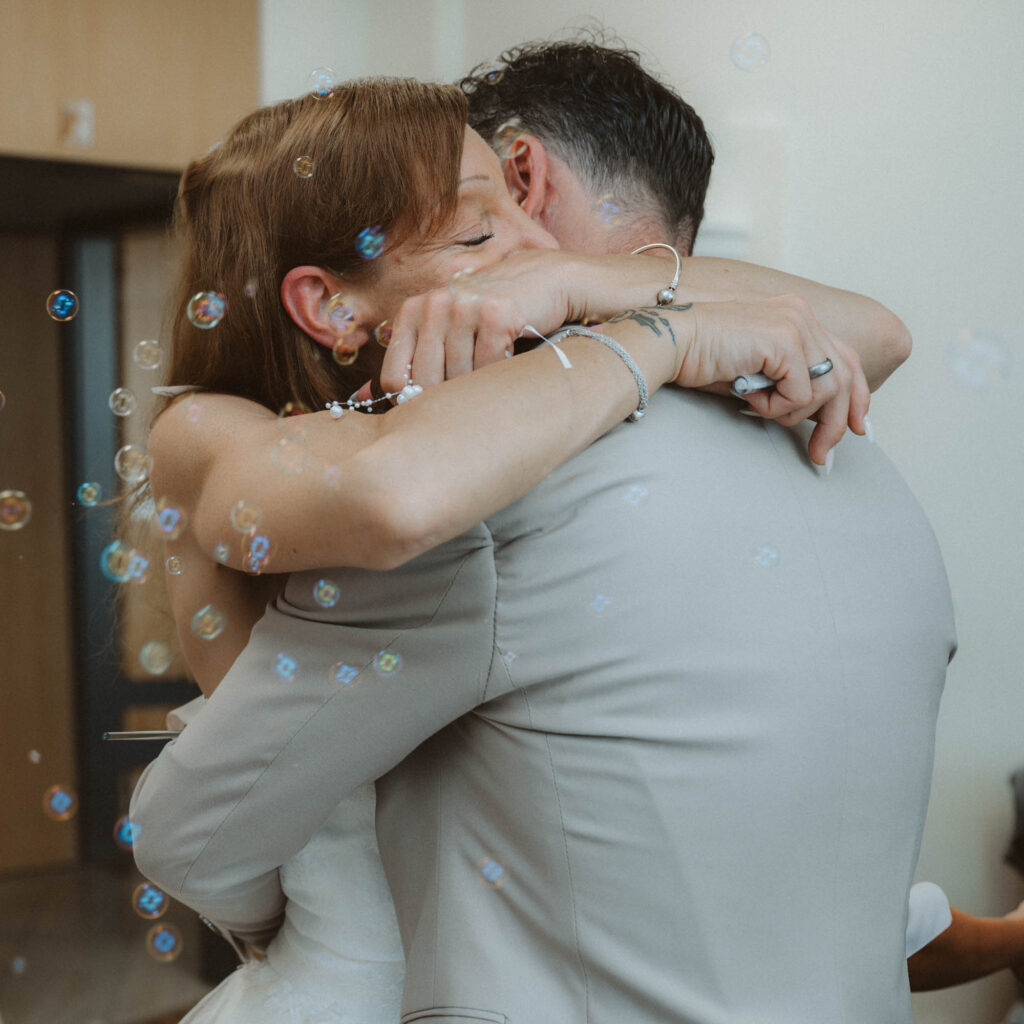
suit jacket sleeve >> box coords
[129,528,500,949]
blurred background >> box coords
[0,1,1021,1022]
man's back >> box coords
[377,389,956,1023]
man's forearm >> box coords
[676,257,912,391]
[908,905,1024,990]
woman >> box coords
[132,78,867,1022]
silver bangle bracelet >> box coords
[630,242,682,306]
[548,325,649,422]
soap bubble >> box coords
[183,397,203,425]
[448,268,481,301]
[133,883,168,919]
[355,225,386,259]
[483,65,505,84]
[230,500,262,534]
[272,437,310,475]
[625,484,649,507]
[100,540,134,582]
[165,555,184,575]
[28,749,41,764]
[330,662,360,686]
[293,155,314,178]
[191,604,226,641]
[113,816,140,851]
[326,294,357,336]
[145,923,183,962]
[278,402,310,440]
[373,321,393,348]
[588,593,614,617]
[274,652,298,680]
[0,390,5,411]
[479,857,506,887]
[133,339,163,369]
[948,329,1011,389]
[0,490,32,530]
[186,291,227,329]
[332,339,359,366]
[139,640,173,675]
[313,578,340,608]
[214,541,230,563]
[753,545,780,568]
[492,117,526,160]
[373,650,402,677]
[242,532,273,574]
[42,784,78,821]
[243,278,257,298]
[46,289,79,321]
[114,444,151,484]
[594,194,622,225]
[324,465,342,489]
[308,66,336,99]
[11,955,27,974]
[77,482,102,506]
[108,387,136,416]
[731,32,771,72]
[154,498,186,540]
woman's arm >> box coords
[151,297,853,577]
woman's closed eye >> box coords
[459,233,494,247]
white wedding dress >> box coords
[170,698,405,1024]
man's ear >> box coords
[280,266,372,353]
[502,135,551,222]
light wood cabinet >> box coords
[0,0,259,171]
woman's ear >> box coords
[280,266,372,354]
[502,135,551,222]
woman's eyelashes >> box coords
[459,232,494,247]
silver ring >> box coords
[808,359,833,380]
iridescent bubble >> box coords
[308,66,336,99]
[214,541,230,563]
[113,815,140,851]
[330,662,360,686]
[332,339,359,366]
[99,540,131,582]
[186,291,227,329]
[594,194,622,225]
[0,490,32,531]
[373,650,402,677]
[479,857,506,886]
[46,289,79,321]
[133,882,168,919]
[165,555,184,575]
[243,278,257,298]
[132,339,163,370]
[28,749,41,764]
[324,464,342,489]
[501,649,517,666]
[274,652,297,680]
[126,550,149,583]
[293,155,314,179]
[625,484,649,507]
[242,532,273,574]
[184,397,203,424]
[77,481,102,506]
[154,497,187,540]
[373,321,393,348]
[731,32,771,72]
[139,640,172,675]
[272,437,310,475]
[753,545,780,568]
[948,329,1011,389]
[146,923,183,962]
[313,578,340,608]
[190,604,226,641]
[11,955,27,975]
[114,444,151,484]
[448,267,480,301]
[42,784,77,821]
[326,294,357,336]
[483,65,504,84]
[230,500,262,534]
[0,390,5,411]
[278,402,311,440]
[588,593,614,617]
[355,225,386,259]
[108,387,136,416]
[492,117,526,160]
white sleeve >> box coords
[906,881,953,957]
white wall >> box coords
[260,2,1024,1020]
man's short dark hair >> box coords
[460,35,714,253]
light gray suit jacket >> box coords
[131,390,956,1024]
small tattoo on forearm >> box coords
[605,303,693,348]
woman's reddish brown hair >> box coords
[164,77,468,411]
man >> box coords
[132,40,955,1023]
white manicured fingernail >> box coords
[814,449,834,476]
[864,415,875,443]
